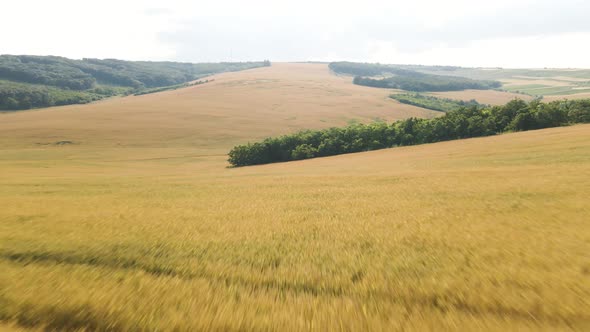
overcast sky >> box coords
[3,0,590,68]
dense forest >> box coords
[329,62,501,92]
[228,98,590,166]
[0,55,270,110]
[390,93,482,112]
[329,62,398,77]
[0,80,119,110]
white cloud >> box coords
[1,0,175,60]
[364,32,590,68]
[2,0,590,67]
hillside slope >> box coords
[1,124,589,330]
[0,63,438,151]
[0,63,588,330]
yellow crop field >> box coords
[544,92,590,102]
[0,64,589,331]
[0,63,437,151]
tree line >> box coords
[390,93,482,112]
[0,55,270,110]
[0,80,118,110]
[228,98,590,166]
[353,75,500,92]
[329,62,501,92]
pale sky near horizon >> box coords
[3,0,590,68]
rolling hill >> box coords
[330,61,590,103]
[0,63,438,150]
[0,63,589,331]
[0,55,270,110]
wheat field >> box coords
[1,64,589,331]
[544,92,590,102]
[0,63,437,150]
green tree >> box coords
[291,144,317,160]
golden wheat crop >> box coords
[0,64,589,331]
